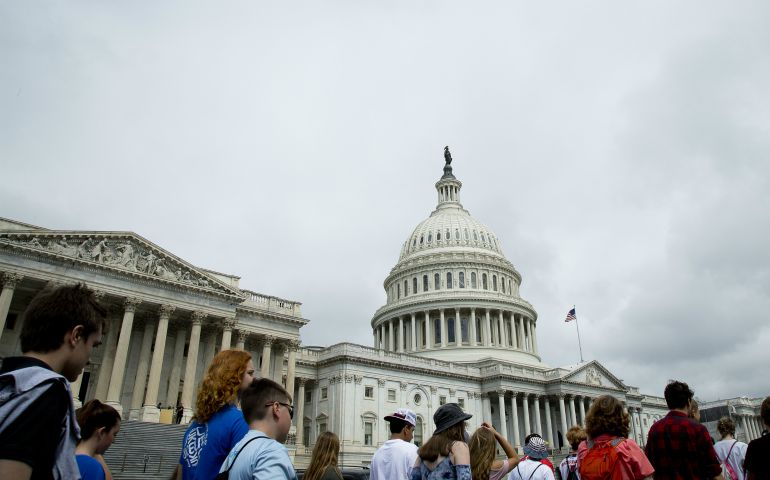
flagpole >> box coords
[574,304,584,363]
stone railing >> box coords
[480,363,551,381]
[298,343,483,376]
[373,290,536,318]
[241,290,302,316]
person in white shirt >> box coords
[713,416,748,480]
[509,436,555,480]
[370,408,419,480]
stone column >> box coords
[440,309,447,347]
[271,343,285,383]
[0,273,23,341]
[165,327,187,407]
[221,319,235,350]
[235,330,247,350]
[129,320,156,420]
[482,392,491,423]
[469,308,477,346]
[569,396,577,428]
[558,395,568,447]
[544,396,554,447]
[285,341,299,398]
[498,311,506,347]
[106,298,141,417]
[70,373,84,408]
[141,305,175,422]
[296,378,307,451]
[484,309,492,346]
[533,395,543,436]
[522,393,531,435]
[398,316,404,352]
[531,322,539,355]
[94,314,119,400]
[497,391,509,442]
[181,312,205,423]
[741,415,751,441]
[411,313,417,351]
[629,408,639,443]
[517,315,526,351]
[578,395,586,425]
[260,336,274,378]
[455,308,461,343]
[524,318,532,352]
[511,392,521,448]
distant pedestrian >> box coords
[304,431,343,480]
[559,426,586,480]
[469,421,519,480]
[218,377,296,480]
[0,283,106,480]
[509,436,555,480]
[177,349,255,480]
[75,400,121,480]
[410,403,471,480]
[370,408,418,480]
[713,417,747,480]
[175,404,184,424]
[578,395,653,480]
[744,396,770,479]
[644,381,721,480]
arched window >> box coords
[501,277,506,294]
[423,275,429,292]
[437,231,441,241]
[397,283,401,299]
[481,233,486,243]
[434,273,440,290]
[471,272,477,289]
[404,280,409,296]
[446,272,453,289]
[446,229,451,241]
[492,275,498,291]
[427,232,432,243]
[464,228,469,240]
[482,273,488,290]
[455,229,460,240]
[459,272,465,288]
[415,417,424,447]
[413,277,418,294]
[473,231,478,241]
[420,235,424,245]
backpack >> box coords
[564,453,579,480]
[721,441,738,480]
[215,435,266,480]
[578,437,625,480]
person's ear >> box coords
[69,325,86,347]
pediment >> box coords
[561,361,626,390]
[0,230,244,298]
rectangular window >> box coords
[434,318,441,344]
[459,272,465,288]
[303,426,310,446]
[365,386,374,399]
[458,398,465,409]
[461,317,469,343]
[305,390,312,403]
[448,318,456,343]
[434,273,440,290]
[447,272,453,289]
[319,423,327,433]
[423,275,429,292]
[388,389,396,402]
[476,318,482,343]
[321,387,328,400]
[365,422,373,446]
[439,396,447,405]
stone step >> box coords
[103,420,187,480]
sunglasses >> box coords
[265,401,294,419]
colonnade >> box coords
[374,308,537,354]
[739,413,766,442]
[0,272,299,423]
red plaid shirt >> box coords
[644,411,721,480]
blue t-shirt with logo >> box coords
[179,404,250,480]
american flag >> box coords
[564,308,576,322]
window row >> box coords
[391,271,516,300]
[409,227,499,251]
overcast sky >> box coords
[2,1,769,402]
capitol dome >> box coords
[371,150,542,365]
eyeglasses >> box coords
[265,401,294,419]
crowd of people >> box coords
[0,283,769,480]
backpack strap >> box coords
[527,463,543,480]
[223,435,267,473]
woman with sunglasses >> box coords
[177,349,255,480]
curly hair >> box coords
[717,417,736,438]
[566,425,587,451]
[585,395,629,439]
[194,349,251,424]
[469,428,496,480]
[304,432,340,480]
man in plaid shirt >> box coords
[645,380,723,480]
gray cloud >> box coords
[1,0,769,400]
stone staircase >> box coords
[103,421,187,480]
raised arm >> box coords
[481,422,519,465]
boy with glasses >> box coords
[218,378,297,480]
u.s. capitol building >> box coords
[0,154,764,468]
